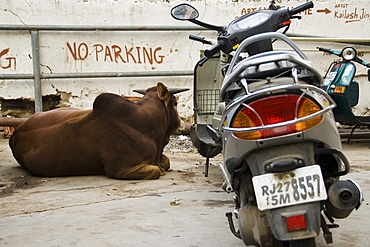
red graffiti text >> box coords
[67,42,165,65]
[0,48,16,70]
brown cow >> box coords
[9,82,186,179]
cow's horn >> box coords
[134,88,189,95]
[168,88,190,95]
[133,89,147,95]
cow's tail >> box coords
[0,117,27,138]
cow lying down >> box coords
[9,82,186,179]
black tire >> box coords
[289,237,316,247]
[238,205,285,247]
[237,174,285,247]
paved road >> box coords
[0,138,369,246]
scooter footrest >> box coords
[327,224,339,229]
[323,232,333,244]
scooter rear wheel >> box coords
[237,170,316,247]
[238,201,285,247]
[289,237,316,247]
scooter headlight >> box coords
[231,94,323,140]
[341,46,357,61]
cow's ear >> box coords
[157,82,170,105]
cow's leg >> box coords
[160,154,170,171]
[112,163,162,180]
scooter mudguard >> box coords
[330,94,360,125]
[237,202,321,245]
[265,202,321,241]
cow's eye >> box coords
[174,102,178,107]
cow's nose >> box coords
[174,119,185,134]
[178,119,185,131]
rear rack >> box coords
[221,32,323,103]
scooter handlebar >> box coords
[317,47,342,57]
[318,47,370,67]
[289,1,314,16]
[204,41,226,57]
[189,34,213,45]
[317,47,332,53]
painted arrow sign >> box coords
[317,8,332,14]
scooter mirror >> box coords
[171,4,199,21]
[368,69,370,82]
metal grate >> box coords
[196,89,220,115]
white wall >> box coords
[1,0,370,120]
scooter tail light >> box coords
[231,94,323,140]
[231,110,262,139]
[285,214,307,232]
[296,97,323,131]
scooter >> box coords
[318,46,370,141]
[171,1,363,246]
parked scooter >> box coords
[318,46,370,141]
[171,1,363,246]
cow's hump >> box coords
[93,93,134,114]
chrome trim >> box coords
[240,78,249,94]
[221,52,323,100]
[241,103,263,124]
[220,33,324,102]
[349,180,364,210]
[226,32,309,77]
[292,67,299,84]
[218,163,233,192]
[295,89,308,117]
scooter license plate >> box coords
[252,165,327,211]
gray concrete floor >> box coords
[0,138,369,246]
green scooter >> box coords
[318,46,370,141]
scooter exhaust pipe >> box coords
[326,180,363,219]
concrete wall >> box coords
[1,0,370,121]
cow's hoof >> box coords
[160,154,170,171]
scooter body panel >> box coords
[324,62,356,91]
[323,61,369,125]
